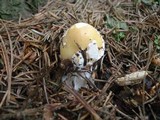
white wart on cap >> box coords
[60,22,105,69]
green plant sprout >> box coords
[154,35,160,50]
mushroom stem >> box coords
[62,71,94,90]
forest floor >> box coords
[0,0,160,120]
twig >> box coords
[0,90,8,108]
[43,78,49,104]
[0,35,12,104]
[63,83,102,120]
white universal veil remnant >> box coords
[115,71,148,86]
[60,22,105,90]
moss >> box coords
[0,0,47,20]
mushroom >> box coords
[60,22,105,90]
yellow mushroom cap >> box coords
[60,22,105,68]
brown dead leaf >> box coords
[43,103,64,120]
[152,55,160,66]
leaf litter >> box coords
[0,0,160,120]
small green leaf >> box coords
[154,35,160,49]
[142,0,154,5]
[105,15,128,30]
[113,31,125,42]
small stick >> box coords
[63,83,102,120]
